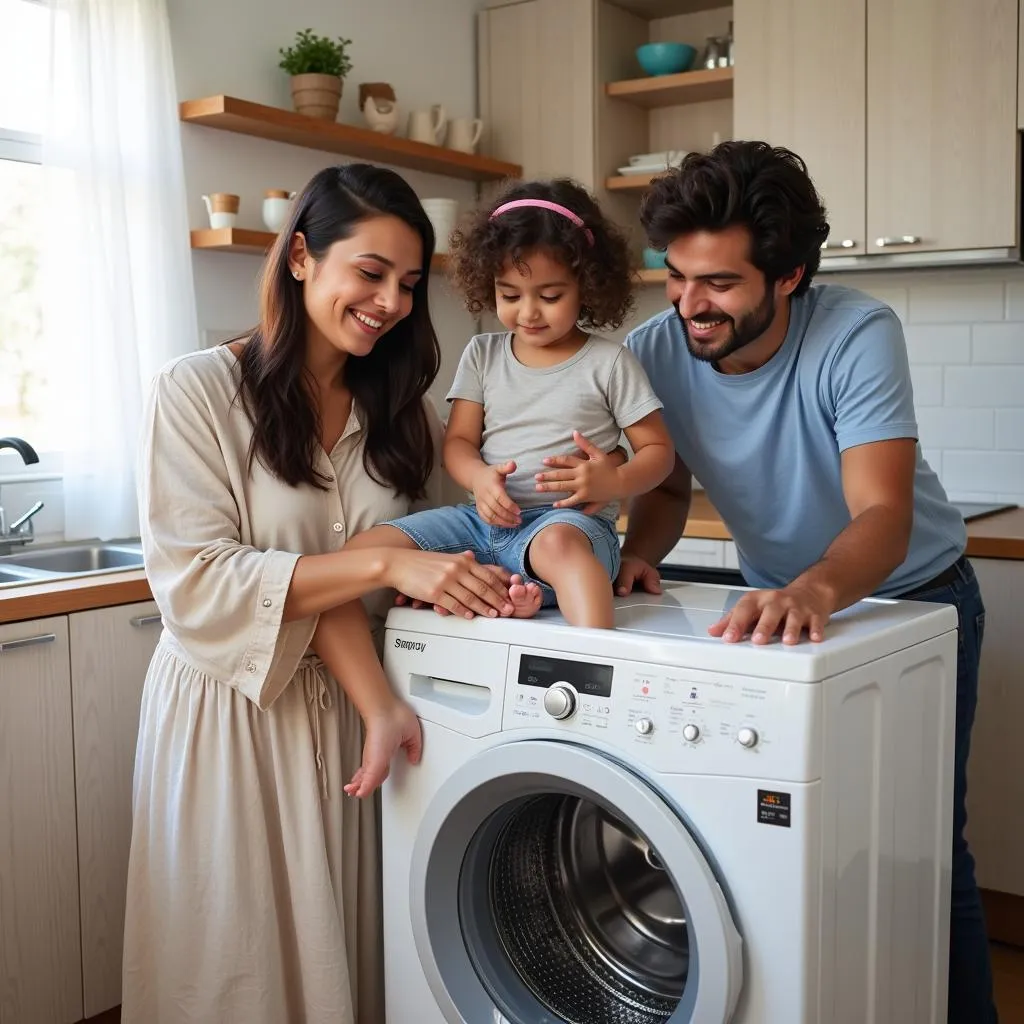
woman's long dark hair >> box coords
[236,163,441,500]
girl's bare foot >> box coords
[508,574,544,618]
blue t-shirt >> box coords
[625,284,966,597]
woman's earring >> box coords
[293,271,301,280]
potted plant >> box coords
[278,28,353,121]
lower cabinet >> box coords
[0,601,161,1024]
[70,601,161,1018]
[0,616,82,1024]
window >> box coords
[0,0,56,454]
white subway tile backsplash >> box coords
[909,366,944,406]
[996,411,1024,450]
[903,324,971,365]
[916,408,994,450]
[943,367,1024,408]
[943,451,1024,496]
[1005,280,1024,320]
[907,279,1005,324]
[971,323,1024,364]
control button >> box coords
[634,717,654,736]
[737,726,759,748]
[543,683,576,721]
[682,723,701,743]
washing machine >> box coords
[381,582,957,1024]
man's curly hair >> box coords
[450,178,636,332]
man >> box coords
[618,141,996,1023]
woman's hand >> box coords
[386,548,514,619]
[472,461,521,526]
[344,699,423,798]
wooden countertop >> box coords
[618,492,1024,561]
[1,497,1022,624]
[0,569,152,625]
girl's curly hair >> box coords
[450,178,636,332]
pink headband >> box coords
[489,198,595,246]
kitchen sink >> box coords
[0,541,144,585]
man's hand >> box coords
[614,554,663,597]
[708,581,833,644]
[534,431,622,512]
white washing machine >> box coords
[381,583,957,1024]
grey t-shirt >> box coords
[446,332,663,521]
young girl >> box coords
[319,179,674,794]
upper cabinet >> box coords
[735,0,1019,262]
[733,0,866,256]
[477,0,597,185]
[866,0,1018,255]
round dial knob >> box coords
[737,726,759,748]
[682,723,701,743]
[543,683,576,720]
[634,717,654,736]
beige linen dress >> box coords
[121,345,441,1024]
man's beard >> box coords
[676,287,776,364]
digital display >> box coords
[518,654,613,698]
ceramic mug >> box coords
[408,105,447,145]
[447,116,483,153]
[262,190,296,233]
[420,198,459,254]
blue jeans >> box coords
[385,503,621,607]
[903,558,998,1023]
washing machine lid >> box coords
[408,739,743,1024]
[385,582,958,683]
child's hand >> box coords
[473,461,521,526]
[344,699,423,799]
[535,431,621,512]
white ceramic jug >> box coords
[448,117,483,153]
[408,105,447,145]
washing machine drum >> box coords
[409,741,743,1024]
[490,793,687,1021]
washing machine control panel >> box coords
[506,646,819,780]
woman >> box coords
[121,164,513,1024]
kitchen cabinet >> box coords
[70,601,161,1017]
[965,558,1024,900]
[733,0,866,256]
[734,0,1019,260]
[0,617,82,1024]
[866,0,1018,255]
[477,0,596,184]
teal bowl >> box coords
[642,247,667,270]
[636,42,696,76]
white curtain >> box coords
[42,0,197,541]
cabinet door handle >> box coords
[0,633,57,653]
[876,235,922,247]
[821,239,856,250]
[130,615,163,628]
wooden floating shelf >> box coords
[190,228,449,272]
[190,227,277,254]
[179,95,522,182]
[605,67,733,109]
[637,269,669,284]
[606,174,659,191]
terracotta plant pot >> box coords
[290,73,343,121]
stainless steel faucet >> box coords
[0,437,46,555]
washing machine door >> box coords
[409,740,743,1024]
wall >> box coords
[614,264,1024,506]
